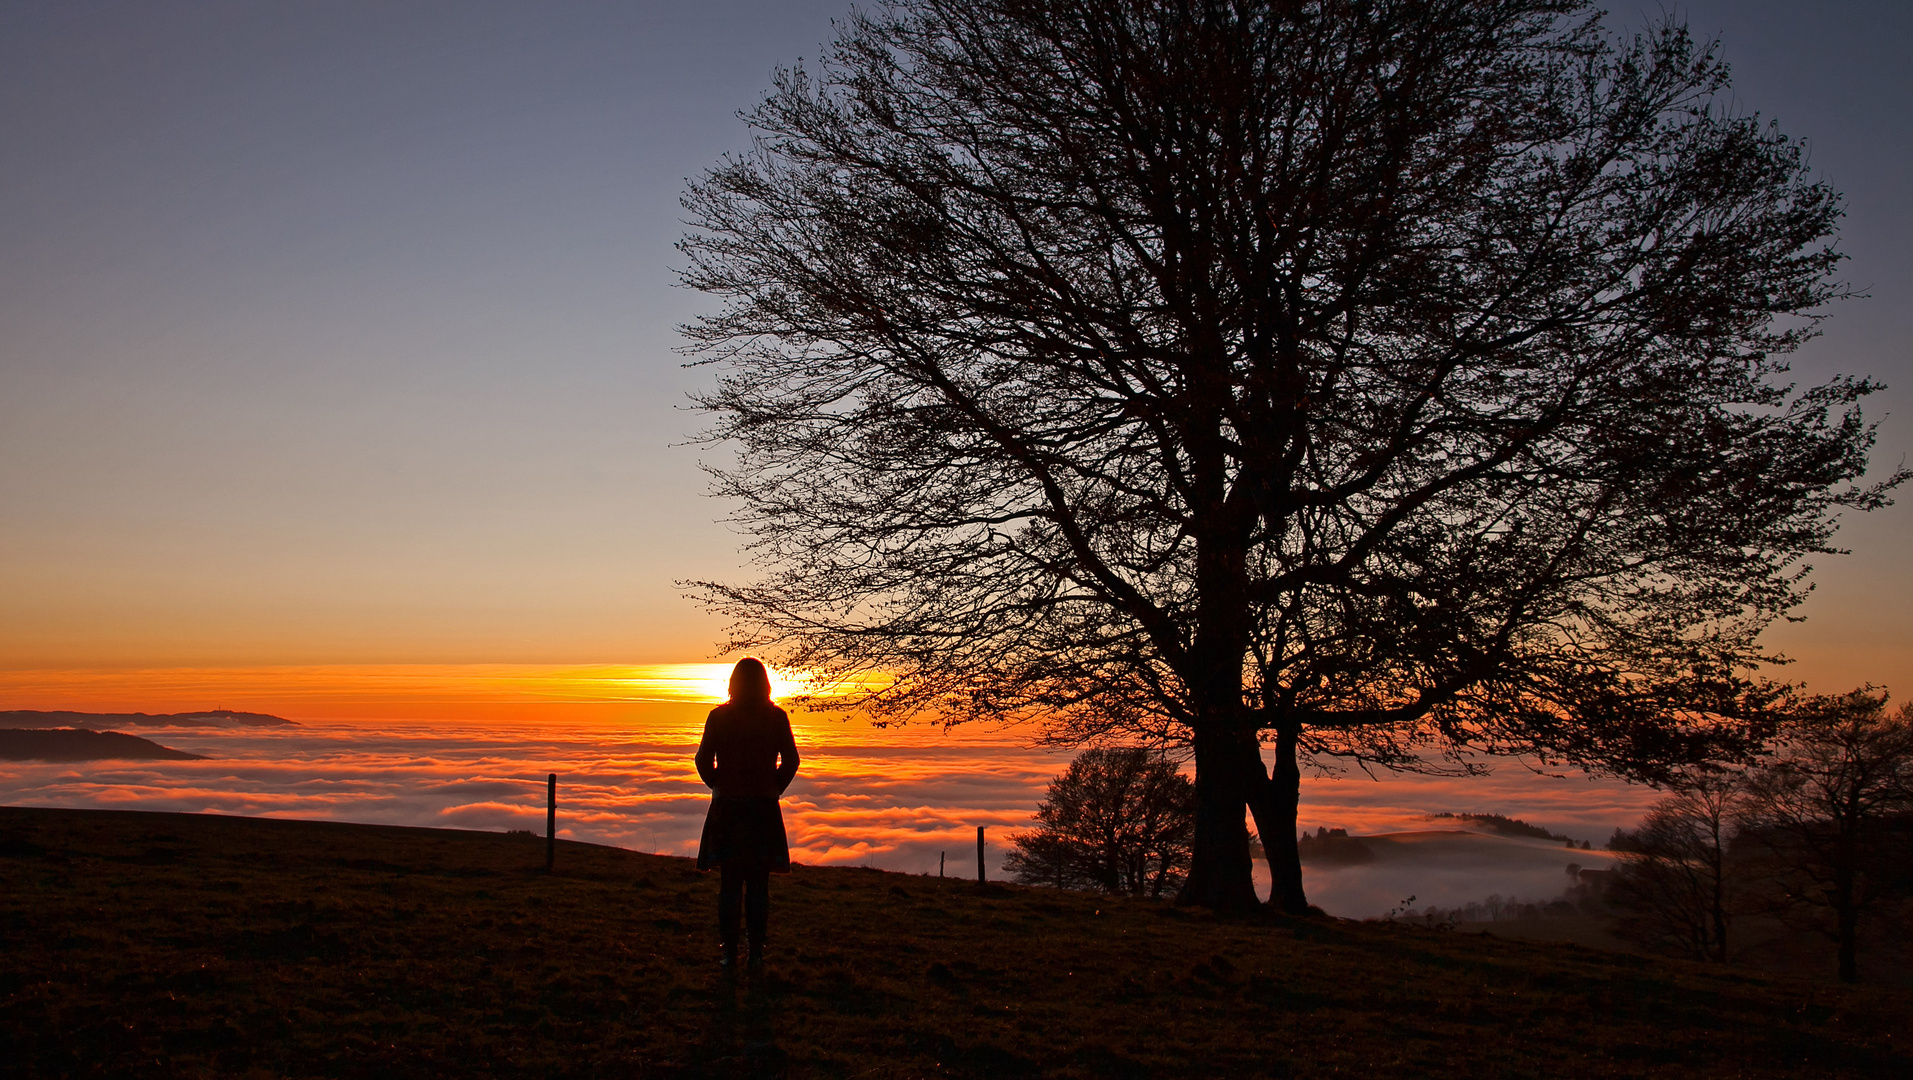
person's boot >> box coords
[745,885,768,973]
[719,894,742,975]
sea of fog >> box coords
[0,715,1653,917]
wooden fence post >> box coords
[976,825,985,884]
[546,773,557,873]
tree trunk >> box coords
[1709,849,1728,964]
[1176,724,1259,913]
[1834,859,1858,983]
[1247,722,1309,915]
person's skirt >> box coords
[696,795,791,872]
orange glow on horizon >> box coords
[0,663,829,707]
[0,663,769,720]
[0,662,966,744]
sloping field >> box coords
[1,806,1906,1078]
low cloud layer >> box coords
[0,714,1659,915]
[1300,829,1622,918]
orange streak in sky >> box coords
[0,664,718,724]
[0,664,1003,746]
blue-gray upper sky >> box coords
[1,1,1908,689]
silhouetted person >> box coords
[694,657,799,973]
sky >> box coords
[0,2,1909,912]
[2,0,1908,685]
[1,0,854,668]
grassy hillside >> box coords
[2,807,1906,1078]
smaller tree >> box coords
[1738,690,1913,983]
[1608,773,1745,962]
[1006,748,1194,897]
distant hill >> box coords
[1294,814,1585,871]
[0,708,294,729]
[0,728,204,762]
[1428,811,1579,845]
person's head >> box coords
[727,657,773,703]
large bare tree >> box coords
[680,0,1901,912]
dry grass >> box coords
[2,806,1907,1078]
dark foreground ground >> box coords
[1,807,1907,1079]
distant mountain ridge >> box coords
[0,709,295,729]
[0,729,204,762]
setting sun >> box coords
[617,662,804,704]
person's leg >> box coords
[745,860,770,965]
[718,859,744,968]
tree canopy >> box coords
[681,0,1901,912]
[1005,747,1195,896]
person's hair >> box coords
[728,657,773,702]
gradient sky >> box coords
[2,1,1910,694]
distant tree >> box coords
[1737,691,1913,983]
[1608,773,1744,962]
[681,0,1903,914]
[1296,826,1375,865]
[1005,748,1194,897]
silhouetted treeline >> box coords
[1605,690,1913,983]
[1296,827,1375,866]
[1428,813,1587,847]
